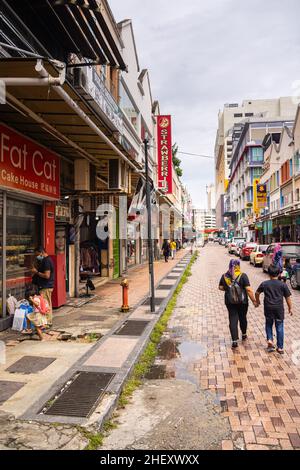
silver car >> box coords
[228,238,246,255]
[262,243,300,272]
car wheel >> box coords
[290,274,298,290]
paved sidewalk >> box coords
[0,250,188,344]
[169,245,300,450]
[0,249,191,449]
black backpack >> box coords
[226,275,246,305]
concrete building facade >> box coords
[215,97,298,228]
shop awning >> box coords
[2,0,127,70]
[0,59,141,190]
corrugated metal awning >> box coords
[0,59,137,173]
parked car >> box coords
[240,242,257,261]
[262,243,300,273]
[236,241,246,257]
[250,244,269,267]
[225,239,231,248]
[228,237,246,254]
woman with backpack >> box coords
[219,259,257,349]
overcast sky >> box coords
[109,0,300,209]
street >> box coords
[102,244,300,451]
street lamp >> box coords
[143,137,156,313]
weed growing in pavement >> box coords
[77,426,104,450]
[77,420,118,450]
[117,251,198,409]
[85,333,101,343]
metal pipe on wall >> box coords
[35,60,142,173]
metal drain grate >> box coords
[6,356,56,375]
[115,320,150,336]
[45,372,115,418]
[0,380,25,405]
[143,297,165,306]
[80,316,106,322]
[156,284,173,290]
[166,275,180,280]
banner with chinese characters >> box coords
[157,115,173,194]
[0,124,60,200]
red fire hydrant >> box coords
[121,279,130,312]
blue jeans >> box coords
[265,318,284,350]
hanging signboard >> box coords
[0,124,60,200]
[157,115,173,194]
[256,183,267,210]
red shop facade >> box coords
[0,123,66,326]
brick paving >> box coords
[170,244,300,451]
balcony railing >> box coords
[73,66,123,134]
[92,69,123,134]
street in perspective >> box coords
[0,0,300,458]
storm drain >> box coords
[156,284,173,290]
[0,380,25,405]
[167,275,180,280]
[45,372,115,418]
[6,356,56,375]
[80,315,106,322]
[115,320,150,336]
[143,297,165,306]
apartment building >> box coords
[259,105,300,243]
[226,118,295,241]
[206,184,216,211]
[215,98,298,228]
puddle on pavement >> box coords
[158,339,180,360]
[146,337,207,387]
[178,341,207,362]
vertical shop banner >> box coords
[0,124,60,199]
[157,115,173,194]
[256,183,267,211]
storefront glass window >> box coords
[0,192,3,315]
[127,222,137,266]
[6,198,41,301]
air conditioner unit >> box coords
[73,67,93,96]
[108,159,131,192]
[74,159,90,191]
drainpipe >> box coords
[2,77,61,86]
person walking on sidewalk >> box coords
[162,239,171,263]
[219,259,256,349]
[272,243,283,273]
[31,247,55,327]
[170,240,177,260]
[255,264,293,355]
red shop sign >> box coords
[0,124,60,199]
[157,115,173,194]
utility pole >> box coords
[144,138,155,313]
